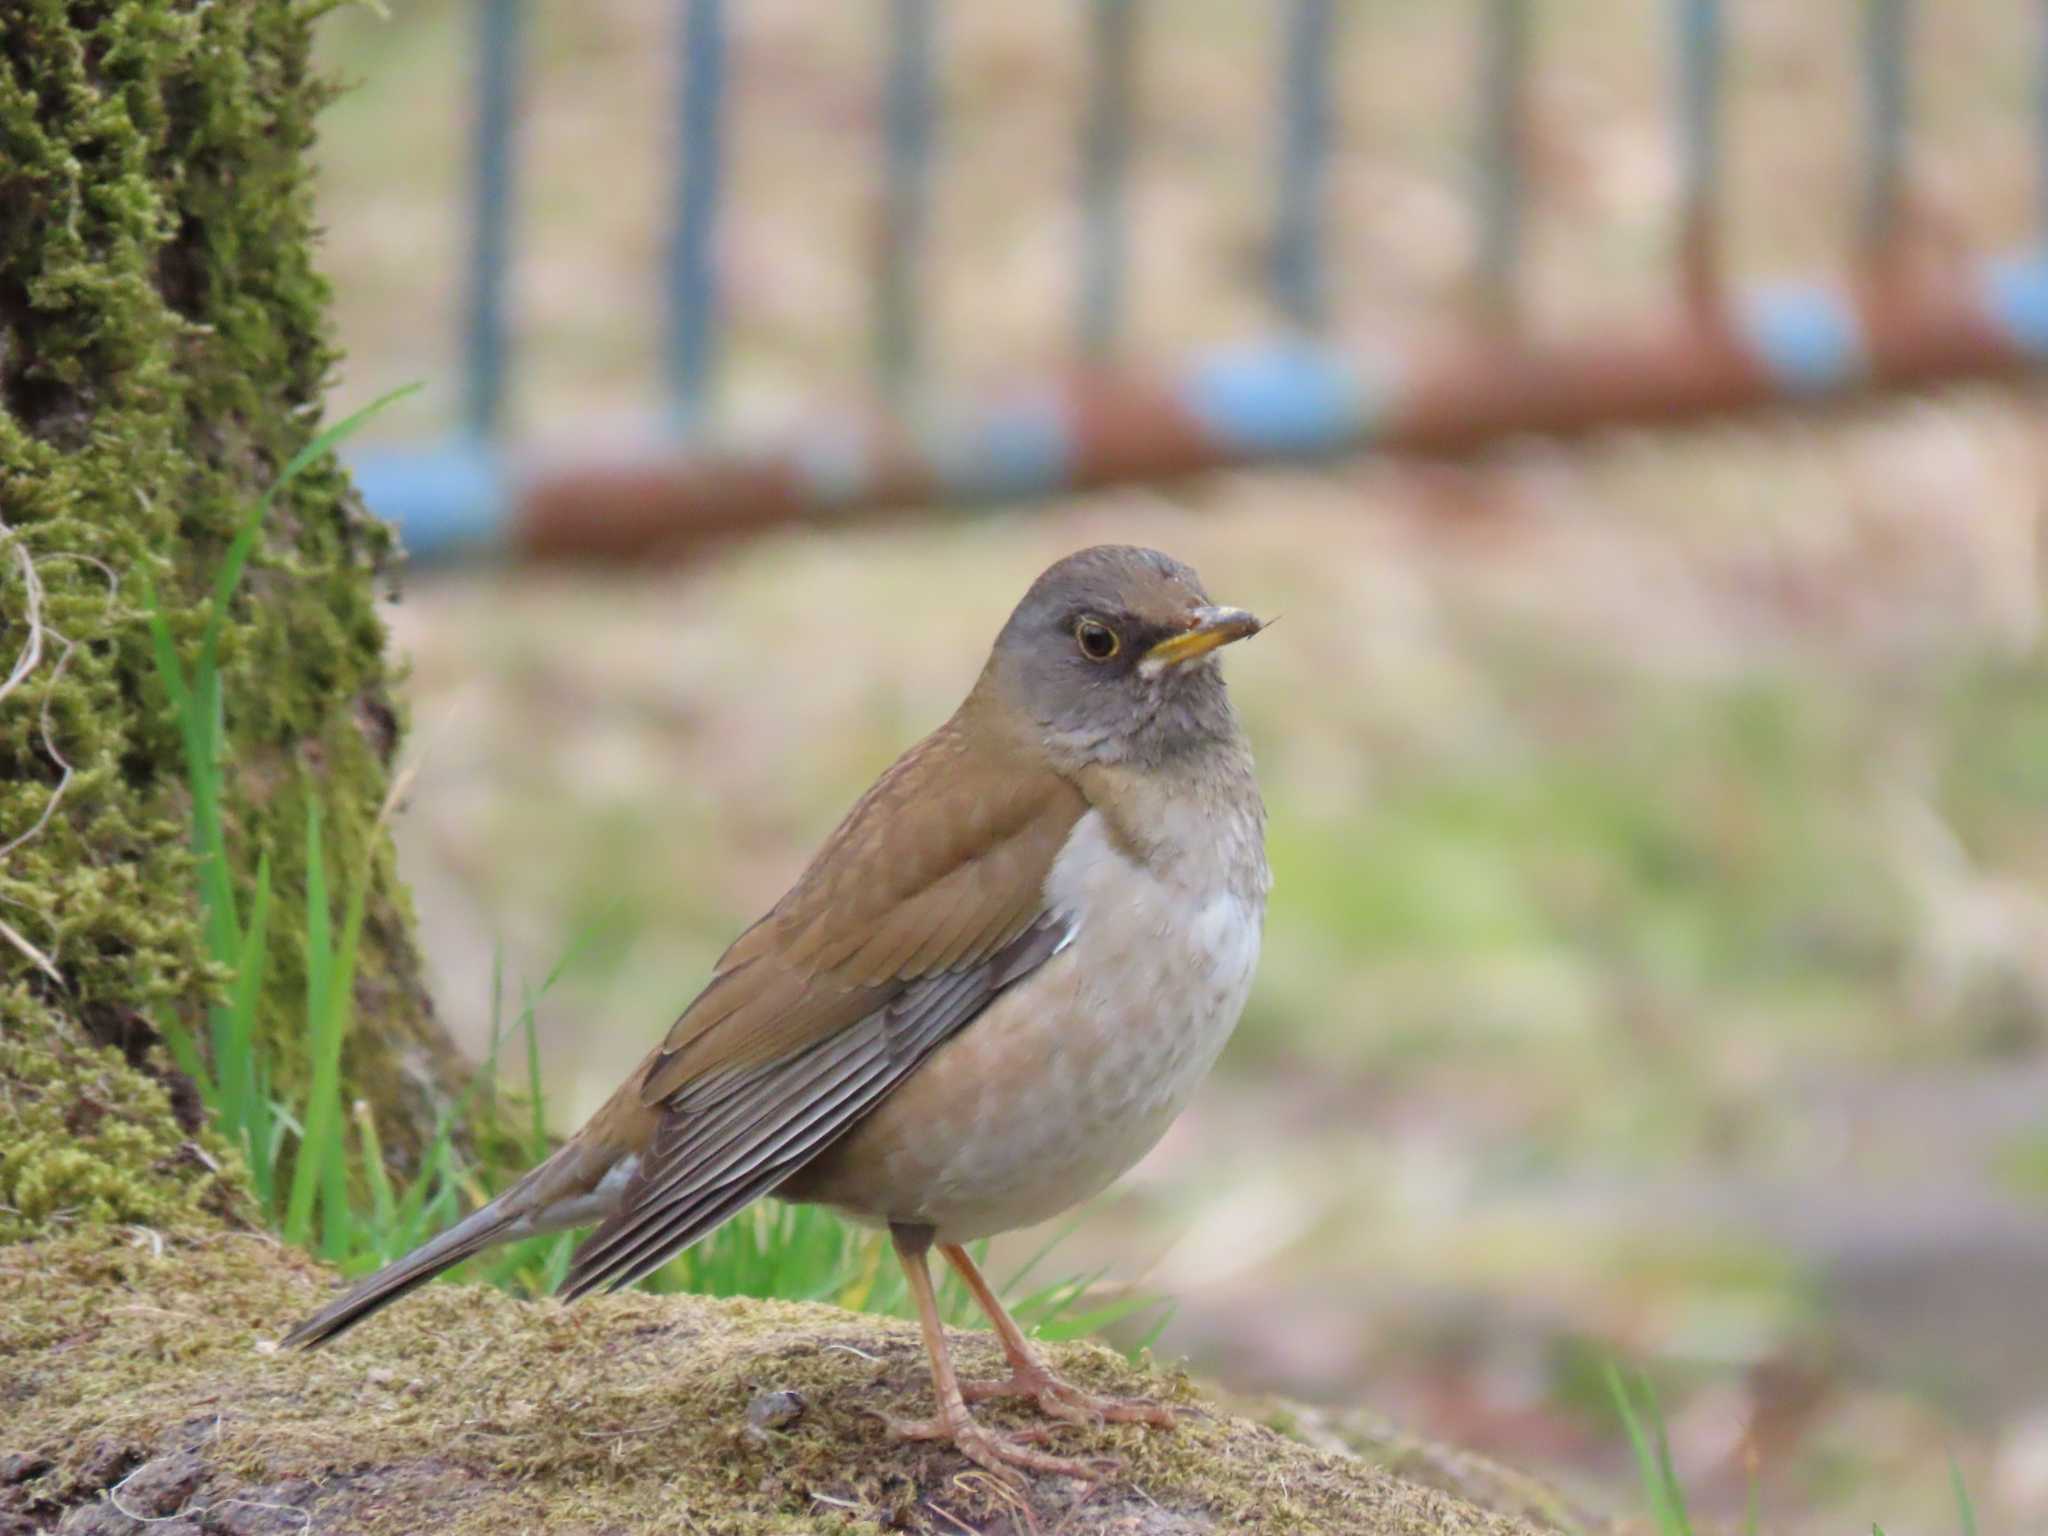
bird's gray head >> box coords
[977,545,1263,768]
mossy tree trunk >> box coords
[0,0,462,1240]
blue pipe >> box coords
[360,255,2048,564]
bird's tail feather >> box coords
[278,1207,505,1349]
[279,1141,619,1350]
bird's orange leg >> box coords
[881,1225,1115,1481]
[940,1242,1177,1430]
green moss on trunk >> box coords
[0,0,461,1240]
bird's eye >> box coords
[1074,618,1120,662]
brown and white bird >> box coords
[284,544,1268,1479]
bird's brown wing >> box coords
[560,720,1086,1298]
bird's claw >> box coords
[881,1410,1118,1483]
[961,1367,1178,1429]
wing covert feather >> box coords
[636,718,1086,1106]
[562,715,1087,1300]
[562,912,1075,1298]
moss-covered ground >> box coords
[1,1226,1556,1536]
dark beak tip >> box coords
[1208,608,1263,642]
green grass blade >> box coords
[1605,1364,1661,1522]
[1646,1374,1691,1536]
[543,1232,576,1292]
[199,383,423,669]
[312,819,373,1260]
[522,982,547,1159]
[485,944,506,1119]
[1031,1293,1164,1344]
[284,802,337,1247]
[153,1015,215,1104]
[222,853,273,1147]
[353,1099,398,1253]
[247,1052,276,1214]
[1949,1456,1977,1536]
[262,382,422,513]
[148,380,428,1274]
[139,573,192,717]
[1128,1300,1176,1356]
[187,668,238,961]
[204,1001,236,1127]
[999,1224,1077,1300]
[1605,1362,1691,1536]
[387,1112,459,1254]
[145,571,240,966]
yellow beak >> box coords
[1140,605,1264,673]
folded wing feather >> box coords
[561,718,1086,1299]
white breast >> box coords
[884,804,1267,1243]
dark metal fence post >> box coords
[1272,0,1336,335]
[1860,0,1912,267]
[877,0,936,407]
[1475,0,1530,323]
[464,0,524,440]
[2039,0,2048,248]
[1674,0,1724,316]
[669,0,728,433]
[1079,0,1138,359]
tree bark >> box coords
[0,0,461,1240]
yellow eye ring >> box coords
[1075,618,1120,661]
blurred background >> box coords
[313,3,2048,1530]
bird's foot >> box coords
[883,1408,1118,1483]
[961,1362,1178,1429]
